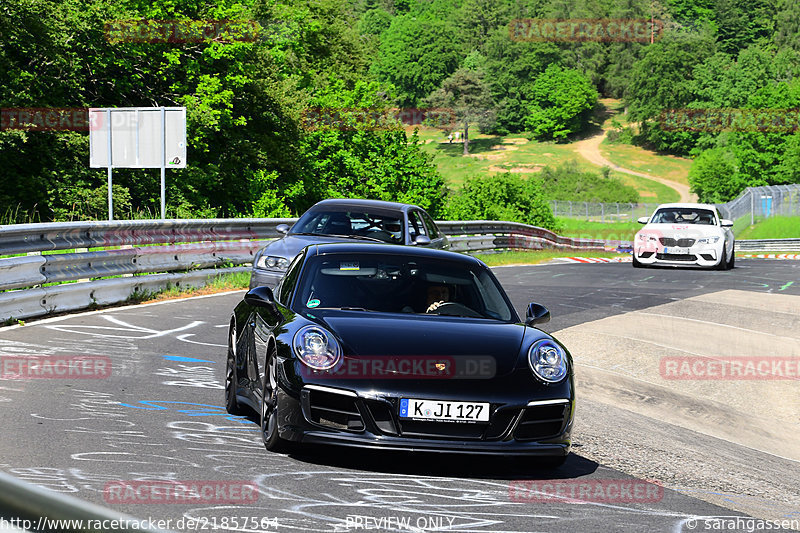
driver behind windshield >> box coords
[425,284,450,313]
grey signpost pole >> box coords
[161,106,166,220]
[106,109,113,221]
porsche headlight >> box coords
[293,325,342,370]
[696,236,720,244]
[256,255,290,271]
[528,339,568,383]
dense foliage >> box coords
[2,0,799,220]
[537,162,640,203]
[443,173,558,230]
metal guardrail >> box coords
[735,238,800,251]
[0,471,174,533]
[2,218,794,323]
[0,218,606,322]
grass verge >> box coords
[556,218,640,241]
[735,216,800,239]
[131,271,250,304]
[599,138,692,186]
[474,249,623,266]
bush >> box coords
[536,162,640,203]
[525,66,599,141]
[443,173,558,231]
[688,147,749,203]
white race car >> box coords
[633,203,735,269]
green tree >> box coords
[293,80,448,214]
[525,65,598,141]
[482,28,562,134]
[775,0,800,51]
[371,13,461,107]
[424,68,495,155]
[688,147,747,202]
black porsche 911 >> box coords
[226,243,575,464]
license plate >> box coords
[399,398,489,422]
[664,247,689,254]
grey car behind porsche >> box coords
[249,199,449,289]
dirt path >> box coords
[572,129,696,202]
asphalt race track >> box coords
[1,258,798,532]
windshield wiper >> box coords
[325,234,385,243]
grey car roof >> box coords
[309,198,422,213]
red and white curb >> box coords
[739,254,800,260]
[559,256,632,263]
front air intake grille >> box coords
[659,238,696,247]
[513,404,568,441]
[656,253,696,261]
[398,420,487,440]
[307,389,364,431]
[363,399,399,435]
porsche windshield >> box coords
[650,208,717,225]
[291,209,404,244]
[295,254,515,321]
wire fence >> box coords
[552,184,800,223]
[715,185,800,223]
[550,201,660,222]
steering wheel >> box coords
[426,301,483,318]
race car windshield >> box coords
[650,208,717,225]
[295,254,515,321]
[291,209,404,244]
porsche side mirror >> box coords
[413,235,431,245]
[525,302,551,326]
[637,216,649,224]
[245,286,277,308]
[276,224,290,235]
[720,219,733,227]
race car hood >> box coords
[316,312,544,377]
[637,223,724,240]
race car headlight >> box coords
[636,233,657,242]
[528,339,568,383]
[256,255,290,271]
[696,236,720,244]
[293,325,342,370]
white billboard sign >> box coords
[88,107,186,219]
[89,107,186,168]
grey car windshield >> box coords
[295,254,514,321]
[651,208,716,225]
[291,210,404,244]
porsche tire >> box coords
[225,326,246,416]
[261,346,293,453]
